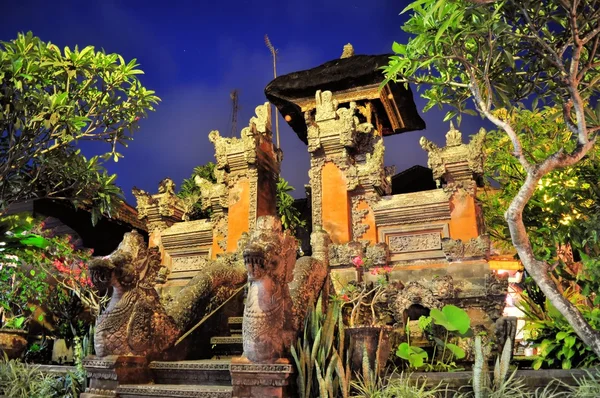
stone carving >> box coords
[165,234,248,330]
[241,216,330,363]
[372,190,452,226]
[171,256,208,272]
[308,157,325,227]
[306,90,390,234]
[442,235,490,261]
[88,231,179,358]
[419,122,487,183]
[194,176,228,213]
[328,241,363,267]
[201,103,280,247]
[445,122,463,147]
[388,232,441,253]
[366,243,390,266]
[340,43,354,58]
[132,179,188,232]
[485,271,509,296]
[213,214,228,252]
[351,194,370,240]
[391,276,457,326]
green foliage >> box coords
[38,336,86,397]
[291,298,351,398]
[0,351,85,398]
[0,32,159,222]
[396,342,428,369]
[563,370,600,398]
[481,107,600,264]
[460,336,526,398]
[430,305,470,335]
[0,355,49,397]
[276,177,306,237]
[0,228,50,329]
[386,0,600,358]
[351,370,448,398]
[519,288,600,370]
[384,1,600,124]
[177,162,217,220]
[0,214,103,335]
[398,305,470,371]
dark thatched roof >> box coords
[264,54,426,144]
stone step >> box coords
[150,359,231,386]
[210,335,243,357]
[227,317,243,334]
[117,384,232,398]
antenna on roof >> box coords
[229,89,239,137]
[264,34,280,149]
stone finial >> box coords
[341,43,355,58]
[445,121,463,147]
[420,123,487,183]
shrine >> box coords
[81,46,509,398]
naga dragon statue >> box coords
[88,231,179,358]
[89,216,329,361]
[241,215,330,363]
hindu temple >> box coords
[81,45,510,398]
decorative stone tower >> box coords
[265,48,426,249]
[199,102,282,257]
[419,122,487,241]
[306,90,391,244]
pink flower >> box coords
[352,256,364,268]
[370,267,379,275]
[134,116,140,122]
[383,265,393,274]
[341,294,350,302]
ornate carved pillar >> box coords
[132,178,189,257]
[420,122,486,241]
[306,90,392,245]
[203,103,282,254]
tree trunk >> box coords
[506,173,600,358]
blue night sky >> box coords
[2,0,485,204]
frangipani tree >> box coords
[384,0,600,354]
[0,32,159,223]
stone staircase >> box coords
[116,316,243,398]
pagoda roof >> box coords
[264,54,426,144]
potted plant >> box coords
[0,260,49,358]
[338,256,395,373]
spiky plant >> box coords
[291,297,351,398]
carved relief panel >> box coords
[379,223,449,263]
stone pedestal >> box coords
[230,359,295,398]
[80,355,150,398]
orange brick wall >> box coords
[448,194,479,241]
[321,162,351,243]
[227,178,250,251]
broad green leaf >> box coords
[445,343,466,359]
